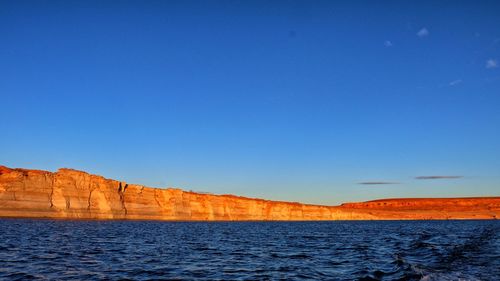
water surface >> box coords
[0,220,498,280]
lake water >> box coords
[0,219,498,280]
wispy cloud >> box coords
[486,59,498,69]
[415,176,463,180]
[449,79,462,86]
[417,28,429,38]
[384,40,393,47]
[358,181,399,185]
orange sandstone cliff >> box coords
[0,165,498,220]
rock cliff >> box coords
[0,165,498,220]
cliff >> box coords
[0,165,498,220]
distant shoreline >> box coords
[1,165,499,221]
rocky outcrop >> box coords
[0,165,498,220]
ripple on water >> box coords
[0,220,498,280]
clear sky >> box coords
[1,0,499,205]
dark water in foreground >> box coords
[0,220,498,280]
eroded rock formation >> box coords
[0,165,498,220]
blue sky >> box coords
[1,0,499,205]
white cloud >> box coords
[417,28,429,38]
[486,59,498,69]
[384,40,393,47]
[449,79,462,86]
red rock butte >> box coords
[0,165,498,220]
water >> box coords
[0,220,498,280]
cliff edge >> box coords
[0,165,498,220]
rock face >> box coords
[0,165,498,220]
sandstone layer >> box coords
[0,165,498,220]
